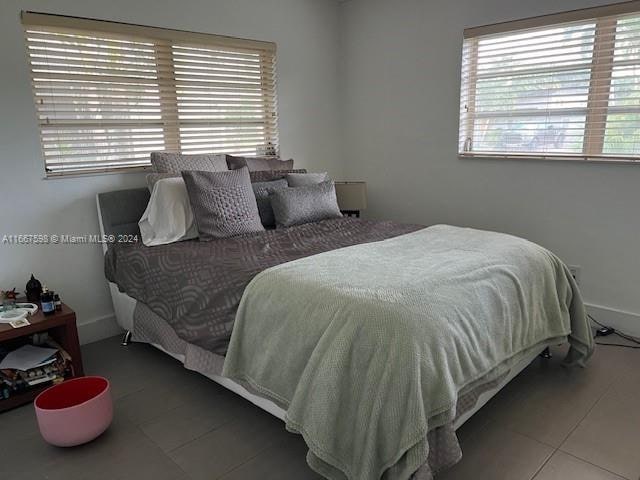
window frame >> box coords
[459,1,640,164]
[22,12,279,178]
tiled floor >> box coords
[2,336,639,480]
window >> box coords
[22,12,278,176]
[459,2,640,162]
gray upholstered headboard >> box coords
[97,188,150,237]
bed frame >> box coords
[96,188,551,430]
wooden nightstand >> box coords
[0,303,84,412]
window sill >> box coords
[43,166,152,180]
[458,153,640,165]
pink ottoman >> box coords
[34,376,113,447]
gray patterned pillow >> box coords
[249,169,307,183]
[270,181,342,228]
[181,168,264,240]
[151,152,228,174]
[226,155,294,172]
[252,179,288,228]
[286,172,329,187]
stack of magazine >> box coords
[0,343,70,400]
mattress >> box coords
[105,217,421,354]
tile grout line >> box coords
[560,450,632,480]
[481,413,570,451]
[459,417,560,480]
[552,372,633,480]
[215,440,284,480]
[126,421,195,480]
[492,371,618,452]
[505,367,564,479]
[211,409,292,479]
[164,449,194,479]
[555,378,613,449]
[529,446,559,480]
[134,393,243,454]
[509,429,559,450]
[215,451,267,479]
[111,383,148,402]
[163,417,238,454]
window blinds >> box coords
[22,12,278,176]
[459,2,640,162]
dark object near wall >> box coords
[26,274,42,303]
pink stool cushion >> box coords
[35,376,113,447]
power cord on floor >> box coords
[595,342,640,349]
[589,314,640,349]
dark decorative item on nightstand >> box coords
[335,182,367,218]
[26,274,42,303]
[0,302,84,412]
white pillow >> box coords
[139,177,198,246]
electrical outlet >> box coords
[568,265,582,286]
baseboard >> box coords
[585,303,640,338]
[77,314,123,345]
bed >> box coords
[97,187,593,479]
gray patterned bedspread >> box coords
[105,218,421,354]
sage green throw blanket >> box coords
[223,225,594,479]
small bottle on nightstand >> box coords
[41,287,55,316]
[54,293,62,312]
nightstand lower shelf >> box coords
[0,302,83,413]
[0,381,66,412]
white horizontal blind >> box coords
[172,44,278,156]
[25,28,166,174]
[22,13,278,176]
[603,15,640,156]
[459,6,640,162]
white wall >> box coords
[340,0,640,331]
[0,0,342,342]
